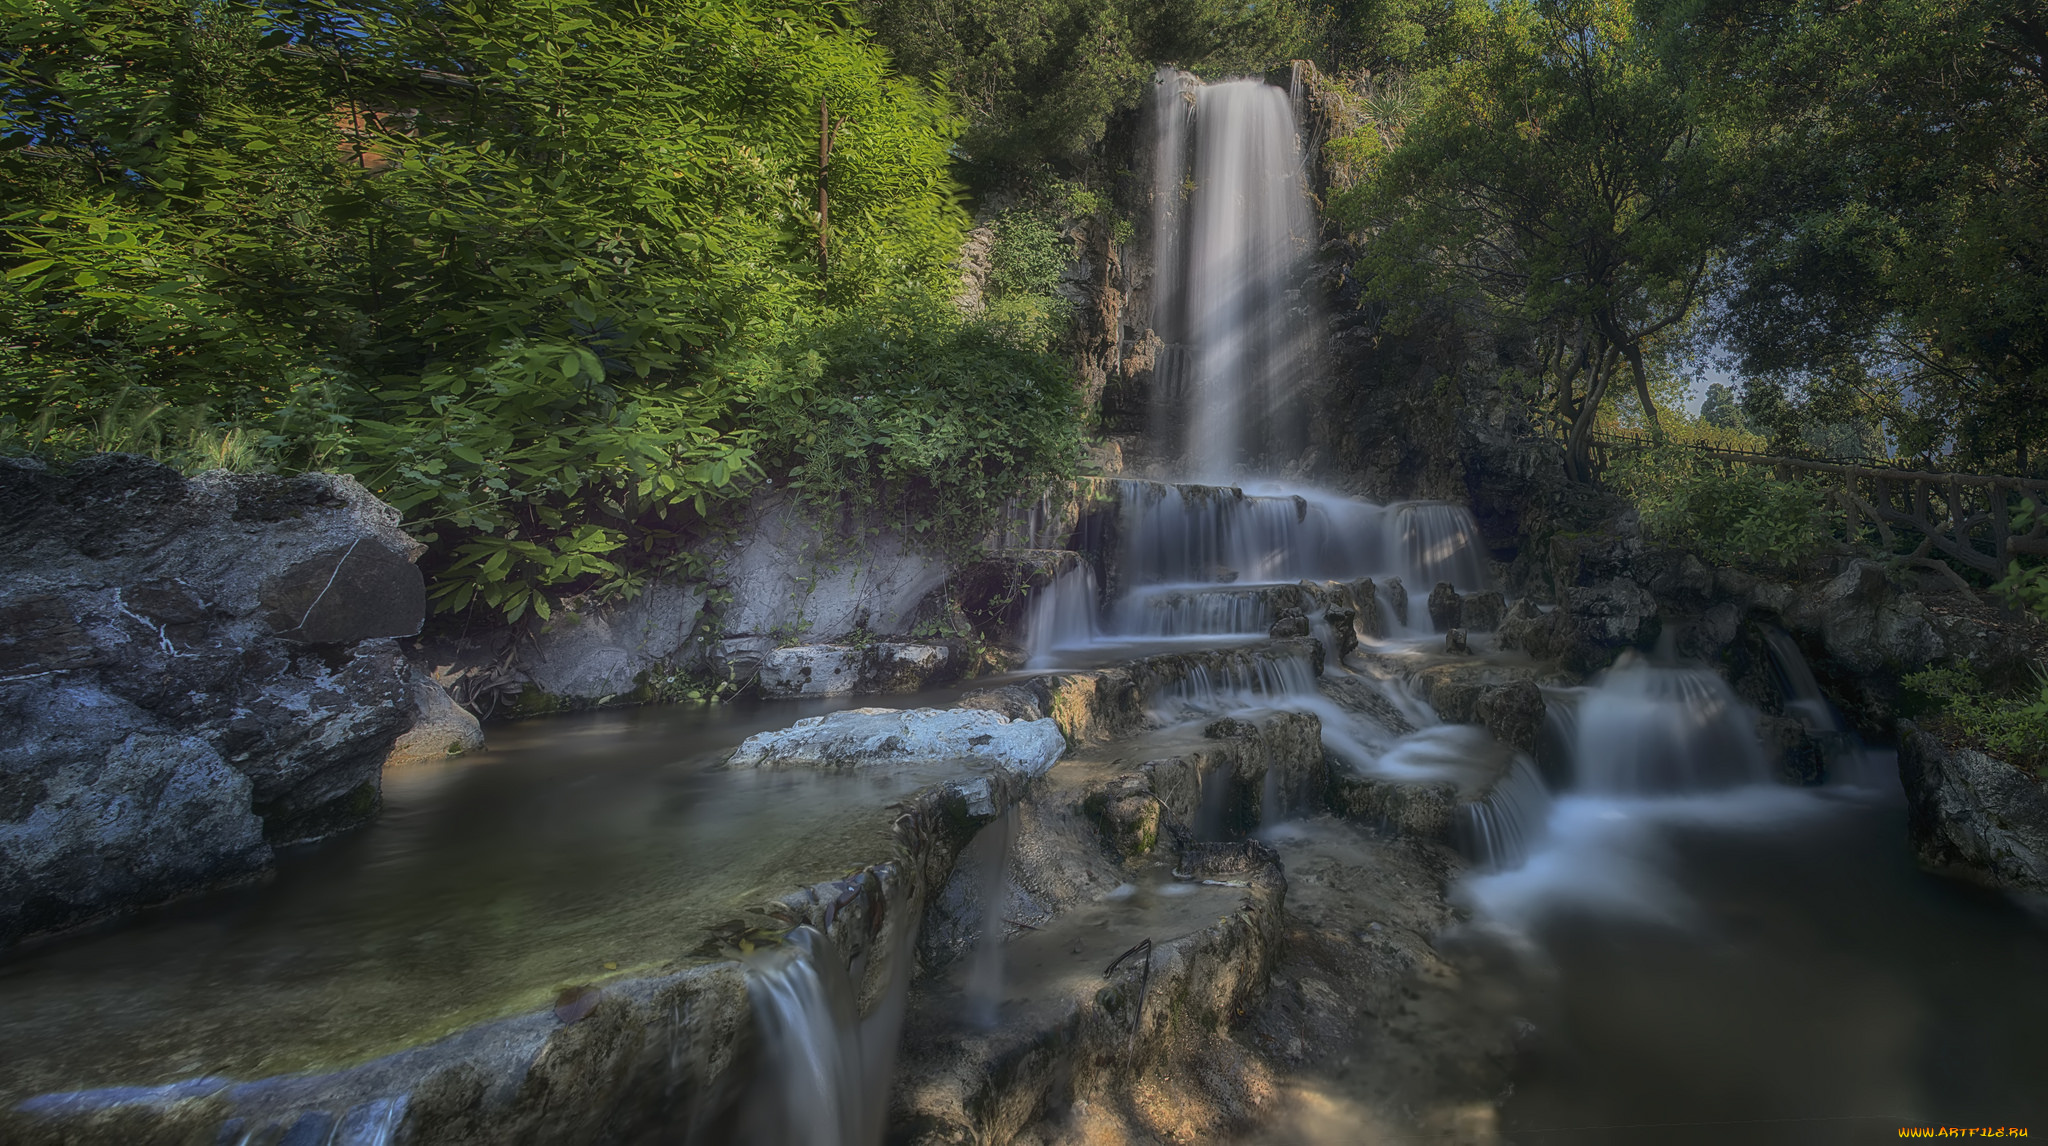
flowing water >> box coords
[1149,71,1318,477]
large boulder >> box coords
[727,707,1067,776]
[0,456,430,946]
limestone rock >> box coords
[1473,678,1547,756]
[1899,722,2048,892]
[1444,627,1470,655]
[713,492,951,645]
[523,582,707,701]
[1756,713,1825,786]
[1269,612,1311,639]
[1322,607,1359,660]
[259,540,425,645]
[1383,576,1410,626]
[727,707,1066,776]
[0,683,270,944]
[1496,597,1550,655]
[1427,582,1464,632]
[1350,578,1386,639]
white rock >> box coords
[728,707,1066,776]
[756,643,954,698]
[757,646,864,698]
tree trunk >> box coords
[1566,343,1620,483]
[1619,339,1664,443]
[1554,335,1590,431]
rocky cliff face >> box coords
[0,455,432,946]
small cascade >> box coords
[1572,654,1772,794]
[1023,564,1102,669]
[1389,502,1489,592]
[962,807,1019,1028]
[1535,688,1583,789]
[1757,626,1876,785]
[1111,585,1282,638]
[1152,646,1322,713]
[1456,757,1554,871]
[743,927,869,1146]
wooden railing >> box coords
[1590,431,2048,578]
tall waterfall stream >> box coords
[4,69,2044,1146]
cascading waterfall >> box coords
[1456,757,1554,871]
[1390,502,1491,593]
[962,807,1019,1028]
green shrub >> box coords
[1903,666,2048,775]
[727,290,1082,557]
[981,210,1073,351]
[1606,446,1829,569]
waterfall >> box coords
[962,807,1019,1028]
[1023,564,1102,669]
[1149,73,1319,477]
[1112,585,1281,638]
[1114,480,1387,589]
[744,927,867,1146]
[1572,654,1772,794]
[1759,626,1882,787]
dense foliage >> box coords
[1,0,1079,620]
[1319,0,2047,600]
[1604,446,1828,570]
[858,0,1310,168]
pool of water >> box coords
[1496,783,2048,1144]
[0,693,961,1104]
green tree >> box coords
[1710,0,2048,475]
[1348,0,1750,480]
[1699,381,1744,432]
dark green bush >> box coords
[0,0,1080,622]
[730,291,1082,555]
[1607,447,1829,570]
